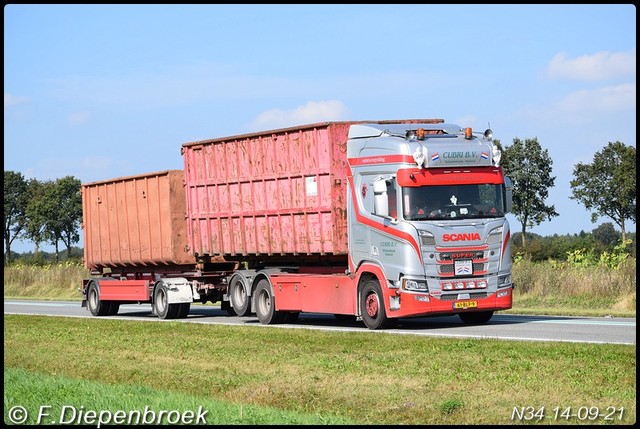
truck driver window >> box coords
[403,184,505,220]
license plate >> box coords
[454,259,473,276]
[453,301,478,309]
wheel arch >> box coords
[354,262,391,318]
[151,277,194,305]
[249,271,274,313]
[82,278,98,300]
[228,270,257,298]
[228,270,257,316]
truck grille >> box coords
[438,251,485,261]
[439,262,486,275]
[438,292,488,301]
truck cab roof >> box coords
[348,123,463,139]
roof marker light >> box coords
[464,127,473,139]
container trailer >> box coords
[81,119,514,329]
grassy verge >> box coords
[4,315,636,425]
[4,367,354,425]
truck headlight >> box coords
[498,274,511,288]
[403,279,429,292]
[418,230,435,246]
[487,226,503,245]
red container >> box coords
[82,170,192,270]
[181,120,442,258]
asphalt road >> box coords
[4,300,636,345]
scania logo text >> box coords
[442,233,481,242]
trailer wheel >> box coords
[176,303,191,319]
[459,311,494,325]
[87,282,110,316]
[255,279,285,324]
[360,280,390,330]
[229,276,251,316]
[154,282,179,320]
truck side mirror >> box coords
[372,179,389,217]
[504,177,513,213]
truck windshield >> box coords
[403,184,505,220]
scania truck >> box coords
[81,119,513,329]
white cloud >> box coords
[68,110,92,126]
[546,50,636,81]
[4,92,29,108]
[248,100,350,131]
[556,83,636,112]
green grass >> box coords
[4,367,354,425]
[4,315,636,425]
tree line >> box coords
[4,138,636,265]
[4,173,82,264]
[498,139,636,247]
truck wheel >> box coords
[107,302,120,316]
[87,282,110,316]
[459,311,494,325]
[254,279,285,325]
[360,280,390,330]
[221,299,236,316]
[229,277,251,316]
[176,303,191,319]
[154,282,179,320]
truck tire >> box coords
[176,303,191,319]
[229,276,251,316]
[254,279,285,325]
[87,282,110,316]
[153,282,180,320]
[107,302,120,316]
[459,311,494,325]
[360,279,391,330]
[221,299,236,316]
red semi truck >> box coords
[81,119,514,329]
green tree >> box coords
[3,171,29,264]
[42,176,83,262]
[591,222,621,253]
[55,176,83,259]
[570,141,636,242]
[23,178,51,260]
[501,137,558,248]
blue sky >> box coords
[4,4,636,253]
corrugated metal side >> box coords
[82,170,192,270]
[183,123,353,257]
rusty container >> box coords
[82,170,192,270]
[181,120,442,258]
[182,122,352,257]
